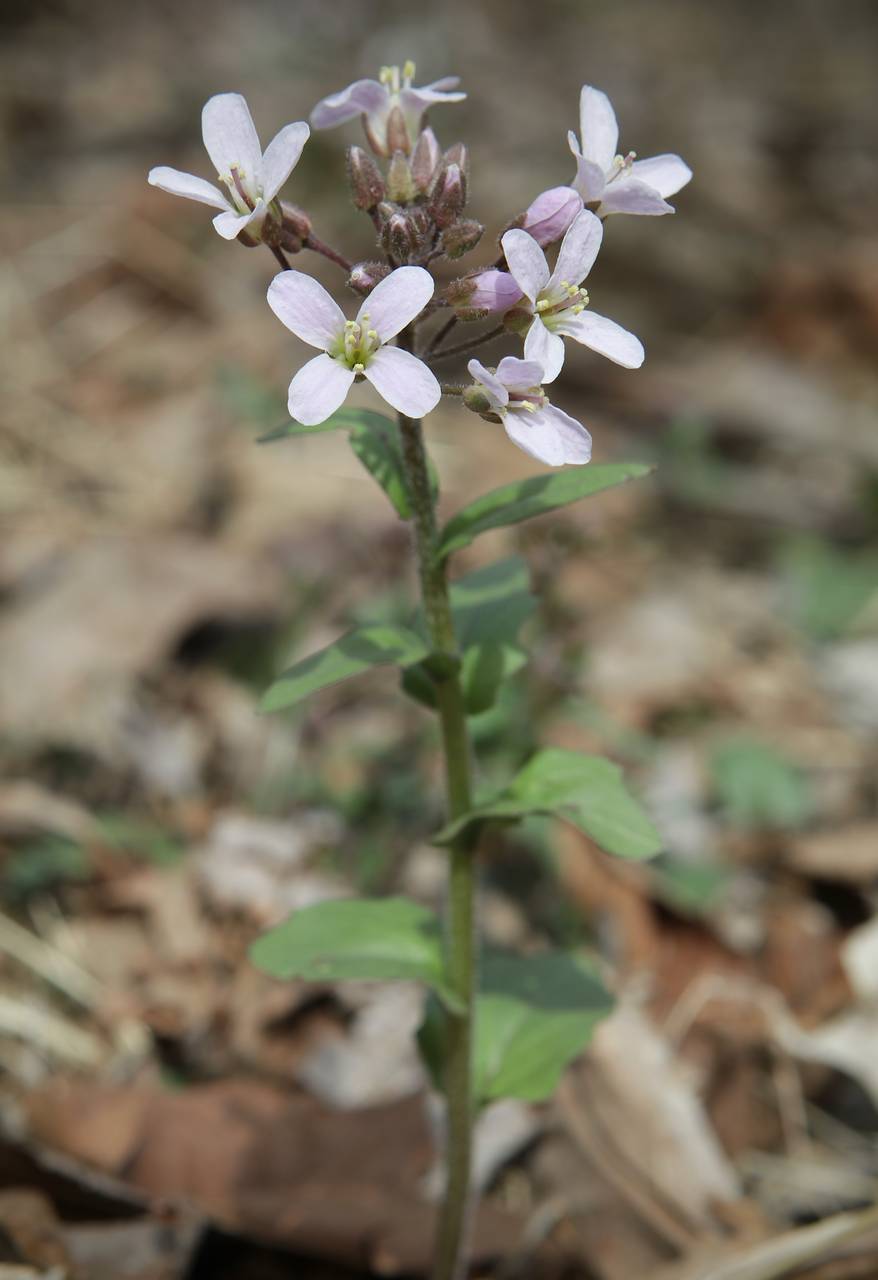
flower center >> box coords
[379,61,416,96]
[534,280,590,329]
[605,151,636,183]
[333,315,381,372]
[224,165,259,213]
[507,385,547,414]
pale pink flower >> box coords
[568,86,692,217]
[521,186,583,247]
[466,357,592,467]
[311,61,465,155]
[501,210,644,382]
[267,266,440,424]
[457,269,524,314]
[148,93,309,241]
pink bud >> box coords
[455,269,523,314]
[522,186,583,247]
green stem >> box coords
[396,331,477,1280]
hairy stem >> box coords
[304,233,353,272]
[397,328,477,1280]
[428,323,506,363]
[422,312,459,358]
[269,244,292,271]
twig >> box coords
[428,324,506,363]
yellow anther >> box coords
[567,285,579,297]
[403,59,416,81]
[360,311,370,321]
[519,400,536,412]
[345,319,357,329]
[353,362,365,374]
[572,304,585,314]
[559,280,570,289]
[367,329,378,339]
[536,299,550,312]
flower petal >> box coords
[212,202,264,240]
[148,166,231,210]
[555,310,644,368]
[288,354,355,425]
[630,153,692,199]
[523,318,566,384]
[202,93,262,187]
[261,121,310,202]
[267,270,346,350]
[468,359,509,408]
[549,209,603,290]
[500,229,550,303]
[504,404,592,467]
[358,265,434,342]
[494,357,544,394]
[364,347,441,417]
[599,177,673,216]
[578,86,619,171]
[568,148,607,203]
[310,80,388,129]
[401,84,467,113]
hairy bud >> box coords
[430,163,466,228]
[277,202,311,252]
[347,146,386,210]
[443,142,469,177]
[448,268,523,316]
[348,260,392,294]
[385,104,412,156]
[440,218,484,259]
[463,384,494,415]
[386,151,416,204]
[411,127,441,193]
[382,210,419,261]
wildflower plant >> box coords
[150,66,690,1280]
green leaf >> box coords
[261,624,429,712]
[250,897,461,1010]
[435,747,662,859]
[401,558,536,714]
[712,737,812,830]
[437,463,653,560]
[348,415,413,517]
[257,406,393,444]
[419,950,613,1104]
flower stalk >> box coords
[397,328,477,1280]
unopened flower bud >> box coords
[440,218,484,259]
[385,104,412,156]
[430,163,466,228]
[382,210,419,261]
[348,260,392,294]
[347,146,386,210]
[521,186,583,247]
[463,384,494,415]
[453,268,524,315]
[411,127,441,193]
[386,151,416,204]
[502,306,534,335]
[443,143,469,178]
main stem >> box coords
[397,331,477,1280]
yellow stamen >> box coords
[353,362,365,374]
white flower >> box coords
[148,93,309,241]
[500,210,644,383]
[521,186,584,247]
[568,85,692,217]
[465,357,592,467]
[311,61,465,155]
[267,266,441,425]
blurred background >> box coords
[2,1,878,1277]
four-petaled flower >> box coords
[311,61,465,155]
[501,210,644,382]
[267,266,441,425]
[465,358,592,467]
[568,85,692,217]
[148,93,309,241]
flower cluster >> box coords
[148,69,690,467]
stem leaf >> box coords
[349,413,439,518]
[437,463,653,560]
[261,624,429,712]
[419,949,613,1104]
[250,896,463,1009]
[434,747,663,859]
